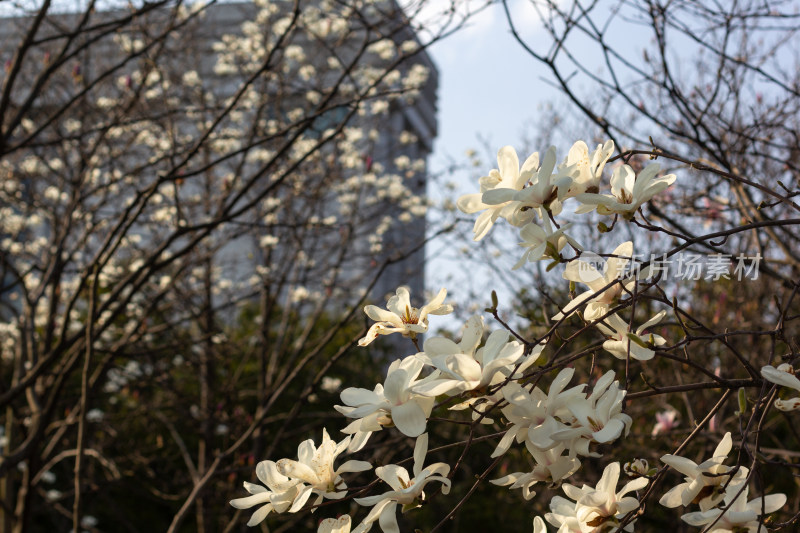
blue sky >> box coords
[420,3,564,314]
[426,2,560,170]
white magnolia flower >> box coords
[514,216,582,269]
[317,514,371,533]
[562,140,615,196]
[492,367,584,456]
[358,287,452,346]
[555,242,642,321]
[229,460,301,526]
[544,495,583,532]
[354,434,451,533]
[553,371,632,448]
[456,145,537,240]
[651,408,679,437]
[336,356,436,438]
[760,363,800,391]
[575,162,675,219]
[560,462,648,533]
[775,397,800,411]
[483,146,573,216]
[659,432,749,510]
[681,483,786,532]
[596,311,667,361]
[275,429,372,512]
[761,363,800,411]
[491,442,581,500]
[413,316,535,400]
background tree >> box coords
[0,0,477,530]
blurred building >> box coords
[0,0,438,310]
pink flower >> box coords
[651,409,678,437]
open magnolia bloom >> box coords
[229,460,302,526]
[490,442,581,500]
[336,355,437,439]
[456,145,538,240]
[761,363,800,411]
[483,145,574,217]
[651,408,679,437]
[554,242,645,321]
[513,215,582,269]
[358,287,452,346]
[492,367,585,457]
[681,483,786,532]
[561,140,616,197]
[559,462,648,533]
[274,429,372,513]
[354,434,451,533]
[574,162,676,219]
[596,311,667,361]
[659,432,749,510]
[552,371,632,454]
[413,316,536,402]
[543,495,583,533]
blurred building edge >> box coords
[0,1,438,321]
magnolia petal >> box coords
[277,459,318,485]
[491,427,519,458]
[230,492,271,510]
[483,188,517,205]
[748,492,787,514]
[361,498,394,524]
[713,432,733,457]
[775,397,800,411]
[413,378,463,397]
[606,241,633,281]
[412,433,429,477]
[288,484,314,513]
[456,192,486,214]
[242,481,267,494]
[423,336,460,356]
[339,387,386,406]
[593,418,625,443]
[552,290,594,321]
[616,496,642,515]
[245,503,274,526]
[660,454,698,477]
[347,430,373,453]
[391,401,427,437]
[378,502,400,533]
[561,483,584,502]
[383,368,410,404]
[421,288,450,318]
[761,365,800,392]
[497,146,520,181]
[619,476,649,496]
[318,515,352,533]
[472,210,496,241]
[638,310,667,333]
[681,509,721,527]
[596,462,620,495]
[363,306,402,325]
[337,460,372,475]
[658,483,688,508]
[490,473,520,486]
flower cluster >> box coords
[230,140,788,533]
[660,433,785,532]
